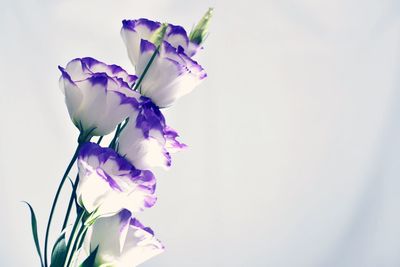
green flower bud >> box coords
[189,8,214,45]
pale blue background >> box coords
[1,0,400,266]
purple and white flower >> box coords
[76,142,156,216]
[59,57,140,137]
[118,96,186,170]
[82,210,164,267]
[121,19,207,108]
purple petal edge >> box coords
[140,39,157,54]
[122,19,161,32]
[79,143,153,180]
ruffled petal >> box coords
[118,97,185,170]
[119,125,171,170]
[80,57,138,87]
[164,126,187,153]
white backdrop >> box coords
[1,0,400,266]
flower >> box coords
[82,210,164,267]
[58,57,140,137]
[121,19,207,108]
[118,96,186,170]
[76,142,157,217]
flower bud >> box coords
[189,8,214,45]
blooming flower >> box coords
[59,57,140,137]
[82,210,164,267]
[118,96,186,170]
[76,142,157,217]
[121,19,207,108]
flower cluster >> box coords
[25,8,213,267]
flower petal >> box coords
[119,124,171,170]
[121,19,161,67]
[119,219,164,266]
[80,57,138,87]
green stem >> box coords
[108,117,131,152]
[76,227,89,251]
[64,211,85,267]
[61,174,79,230]
[133,45,160,92]
[65,221,87,267]
[108,123,122,149]
[44,143,82,267]
[96,136,103,145]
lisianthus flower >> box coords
[121,19,207,108]
[81,209,164,267]
[118,96,186,170]
[59,57,140,137]
[76,142,156,217]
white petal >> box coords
[121,19,161,67]
[164,24,189,51]
[118,124,170,170]
[119,224,164,266]
[65,59,91,80]
[62,77,84,126]
[85,212,163,267]
[74,79,108,133]
[77,161,113,213]
[89,214,126,265]
[121,29,143,67]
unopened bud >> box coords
[189,8,214,45]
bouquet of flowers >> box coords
[24,8,213,267]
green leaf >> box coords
[50,233,67,267]
[79,246,99,267]
[23,201,44,267]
